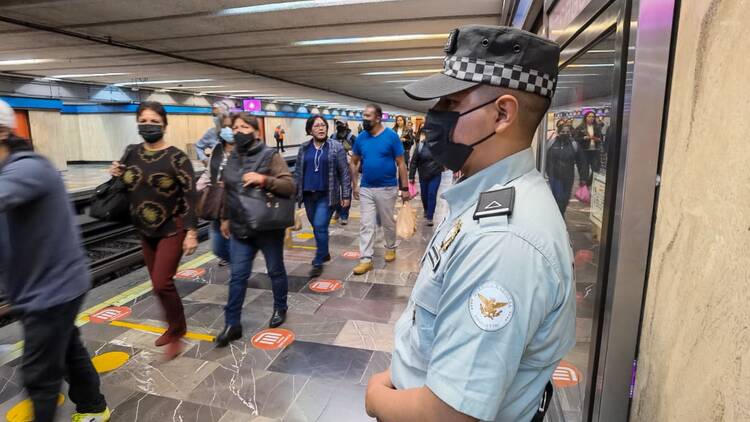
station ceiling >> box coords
[0,0,510,113]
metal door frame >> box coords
[535,0,679,420]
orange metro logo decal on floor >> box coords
[553,360,583,388]
[309,279,343,293]
[342,251,360,260]
[88,306,131,324]
[175,268,206,280]
[251,328,295,350]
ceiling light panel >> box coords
[337,56,444,64]
[218,0,398,16]
[51,72,130,78]
[114,79,213,87]
[362,69,442,76]
[0,59,56,66]
[294,34,447,46]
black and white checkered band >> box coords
[443,55,557,98]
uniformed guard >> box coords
[365,25,576,422]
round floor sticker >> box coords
[342,251,360,260]
[6,395,64,422]
[552,360,583,388]
[309,279,343,293]
[251,328,295,350]
[89,306,131,324]
[92,351,130,373]
[175,268,206,280]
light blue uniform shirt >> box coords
[391,148,576,422]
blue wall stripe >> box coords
[0,96,393,121]
[0,96,62,110]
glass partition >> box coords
[542,31,617,422]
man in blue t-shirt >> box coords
[351,103,411,275]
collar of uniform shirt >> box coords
[441,148,536,218]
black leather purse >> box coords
[238,149,295,232]
[89,145,134,222]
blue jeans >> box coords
[303,192,333,266]
[419,175,441,220]
[549,177,573,216]
[226,231,288,326]
[210,220,231,262]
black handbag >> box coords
[89,146,134,222]
[238,149,295,232]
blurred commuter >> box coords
[0,100,111,422]
[274,125,286,152]
[409,131,444,226]
[195,103,228,164]
[575,110,603,185]
[329,115,357,225]
[294,115,352,278]
[393,115,414,168]
[547,120,585,215]
[216,113,295,347]
[109,101,198,360]
[197,114,234,266]
[351,104,410,275]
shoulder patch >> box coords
[468,283,514,331]
[473,187,515,220]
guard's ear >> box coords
[494,95,519,135]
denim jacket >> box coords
[294,138,351,207]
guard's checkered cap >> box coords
[404,25,560,101]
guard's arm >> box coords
[366,375,476,422]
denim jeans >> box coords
[22,295,107,421]
[303,192,334,266]
[226,231,288,326]
[419,175,441,220]
[548,177,573,216]
[210,220,231,262]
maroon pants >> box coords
[140,231,187,342]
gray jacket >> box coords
[0,151,90,312]
[294,138,352,207]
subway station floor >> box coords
[0,168,590,421]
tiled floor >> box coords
[0,169,592,421]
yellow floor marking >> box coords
[91,351,130,373]
[6,395,64,422]
[290,245,317,250]
[0,252,216,366]
[109,320,216,343]
[294,233,315,240]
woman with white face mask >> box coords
[196,113,234,266]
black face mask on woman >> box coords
[233,132,256,151]
[422,98,497,172]
[138,124,164,143]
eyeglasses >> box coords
[312,123,327,129]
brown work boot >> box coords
[353,260,374,275]
[384,249,396,262]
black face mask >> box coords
[558,133,571,142]
[422,98,497,171]
[138,124,164,143]
[362,119,374,133]
[336,123,347,134]
[234,132,255,150]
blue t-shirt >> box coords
[353,127,404,188]
[302,142,329,192]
